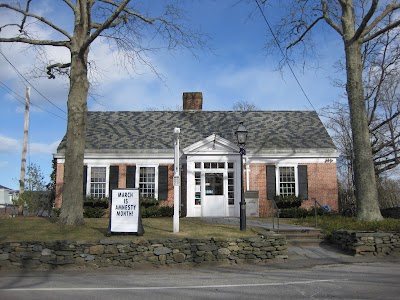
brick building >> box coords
[54,92,338,217]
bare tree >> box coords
[259,0,400,221]
[322,26,400,187]
[377,176,400,208]
[0,0,206,225]
[232,100,259,111]
[321,102,355,211]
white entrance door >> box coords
[203,172,225,216]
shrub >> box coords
[273,195,302,209]
[279,207,308,218]
[84,207,106,218]
[380,207,400,219]
[84,197,109,208]
[308,206,329,216]
[141,205,173,218]
[52,208,61,217]
[140,198,159,208]
[278,207,328,218]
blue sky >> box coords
[0,0,344,190]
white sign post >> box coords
[173,127,181,233]
[107,189,144,235]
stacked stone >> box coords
[0,235,287,270]
[330,230,400,256]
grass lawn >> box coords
[2,215,399,243]
[0,217,261,243]
[253,215,400,234]
[293,215,400,234]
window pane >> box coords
[90,167,106,198]
[205,173,223,195]
[139,167,155,198]
[228,171,234,205]
[279,167,295,196]
[195,172,201,205]
[195,162,201,169]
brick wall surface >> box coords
[117,164,127,189]
[247,163,338,217]
[159,164,174,207]
[304,163,338,211]
[54,161,338,215]
[248,164,268,216]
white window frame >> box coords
[135,164,159,199]
[275,164,299,197]
[86,165,110,198]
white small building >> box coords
[54,92,339,217]
[0,184,17,207]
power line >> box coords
[0,49,68,115]
[0,80,67,121]
[0,81,26,105]
[254,0,317,111]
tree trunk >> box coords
[58,50,88,226]
[58,5,90,225]
[342,1,383,221]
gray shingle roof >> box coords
[0,184,12,190]
[57,111,335,154]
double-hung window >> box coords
[139,167,156,198]
[278,166,296,196]
[267,164,308,200]
[90,167,107,198]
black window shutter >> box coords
[83,166,88,197]
[158,166,169,200]
[109,166,119,199]
[266,165,276,200]
[298,165,308,199]
[126,166,136,188]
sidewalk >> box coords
[202,217,317,231]
[201,217,391,263]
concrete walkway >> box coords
[201,217,353,261]
[202,217,317,231]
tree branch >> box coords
[47,62,71,79]
[63,0,74,10]
[287,16,324,49]
[363,18,400,43]
[98,0,156,24]
[0,3,73,40]
[370,110,400,133]
[0,37,69,47]
[82,0,130,52]
[321,0,343,35]
[361,0,400,41]
[19,0,32,33]
[352,0,378,42]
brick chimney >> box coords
[183,92,203,111]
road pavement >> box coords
[1,259,399,299]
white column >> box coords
[173,128,181,233]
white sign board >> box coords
[173,175,180,187]
[110,189,140,233]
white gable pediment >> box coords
[183,134,239,155]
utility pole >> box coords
[19,86,30,195]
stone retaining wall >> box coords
[330,230,400,256]
[0,235,287,270]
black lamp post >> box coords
[235,122,248,231]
